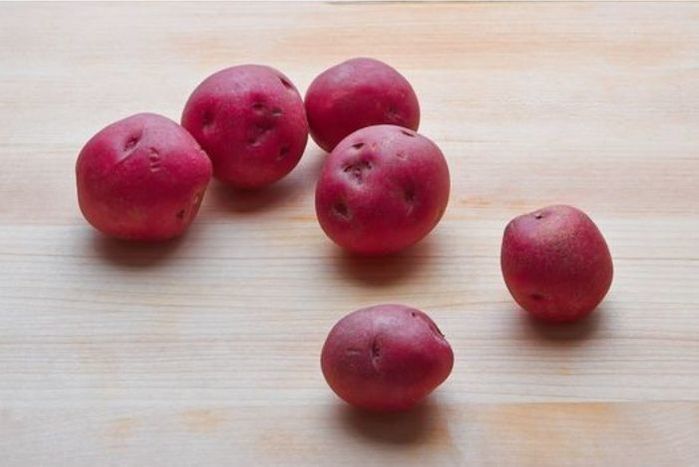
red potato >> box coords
[305,57,420,152]
[315,124,449,255]
[501,205,614,323]
[181,65,308,189]
[321,304,454,412]
[76,113,212,241]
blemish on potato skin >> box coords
[248,124,273,147]
[277,146,290,161]
[123,134,141,152]
[370,337,382,370]
[342,160,372,184]
[404,188,416,204]
[386,105,400,121]
[333,202,350,220]
[201,110,215,128]
[278,76,294,90]
[148,148,162,172]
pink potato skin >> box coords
[76,113,212,241]
[501,205,614,323]
[321,304,454,412]
[181,65,308,189]
[305,58,420,152]
[315,124,449,255]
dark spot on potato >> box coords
[124,134,141,152]
[396,151,406,160]
[271,107,282,117]
[411,311,417,318]
[148,148,162,172]
[530,293,545,301]
[333,202,350,220]
[248,124,273,147]
[404,189,415,204]
[202,111,214,128]
[176,209,185,220]
[371,338,381,360]
[400,129,416,137]
[279,76,294,90]
[430,322,446,338]
[342,160,372,184]
[277,145,290,161]
[252,102,265,113]
[534,212,544,220]
[352,142,364,150]
[386,105,401,122]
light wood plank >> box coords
[1,2,698,465]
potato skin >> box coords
[501,205,614,323]
[321,304,454,412]
[76,113,212,241]
[315,124,449,255]
[181,65,308,189]
[305,57,420,152]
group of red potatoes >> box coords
[76,58,614,412]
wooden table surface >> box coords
[1,2,698,465]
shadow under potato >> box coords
[334,240,433,286]
[338,401,438,445]
[91,233,184,268]
[208,148,326,214]
[211,181,298,213]
[520,306,605,343]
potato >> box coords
[501,205,614,322]
[76,113,212,241]
[315,124,449,255]
[321,304,454,412]
[305,57,420,152]
[181,65,308,189]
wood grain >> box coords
[0,2,698,465]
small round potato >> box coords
[76,113,212,241]
[315,125,450,255]
[501,205,614,322]
[182,65,308,189]
[321,304,454,412]
[305,57,420,152]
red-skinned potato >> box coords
[321,304,454,412]
[76,113,212,241]
[305,57,420,152]
[315,124,449,255]
[501,205,614,323]
[182,64,308,189]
